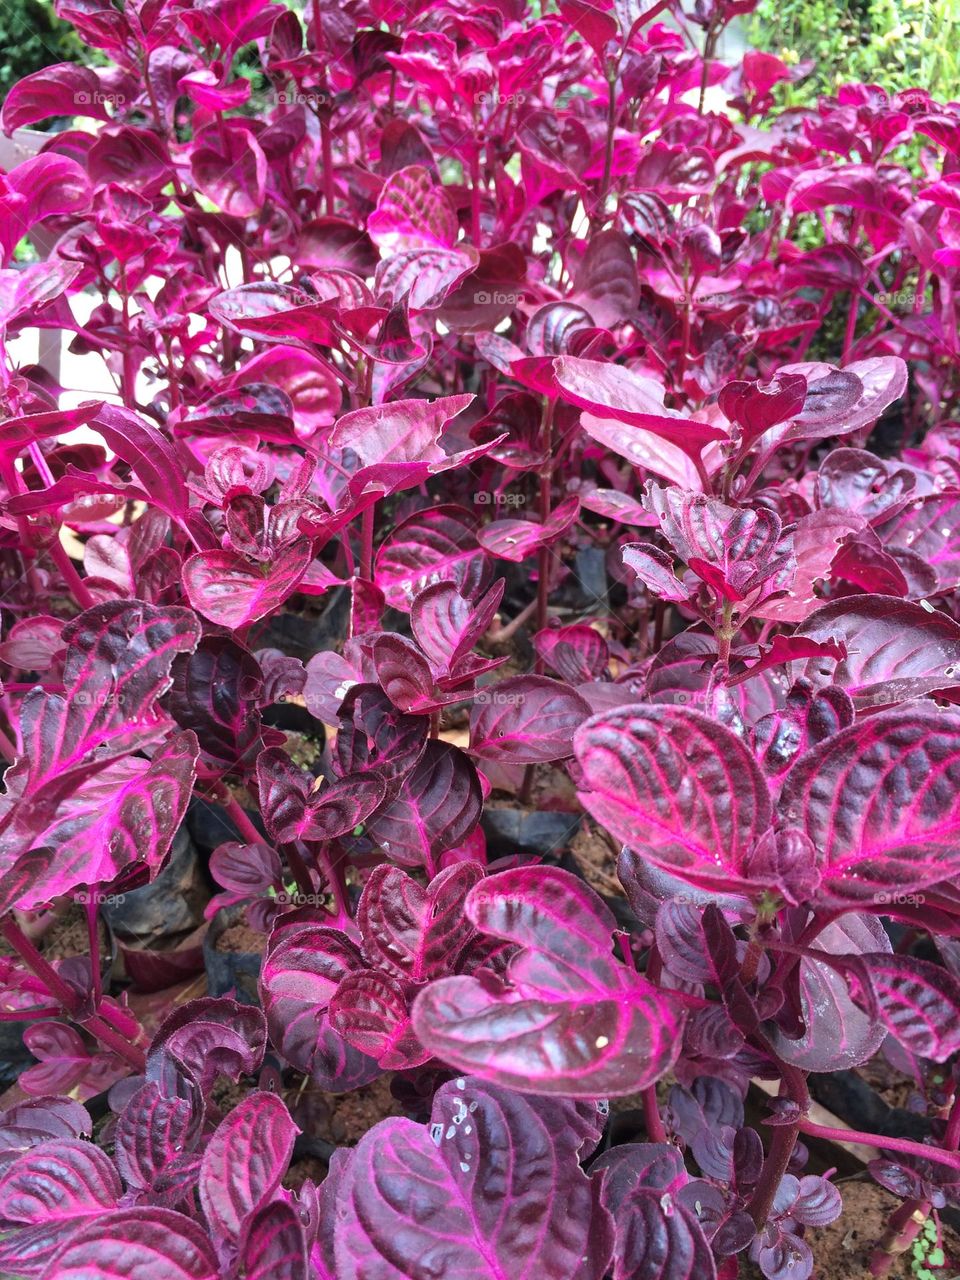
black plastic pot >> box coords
[203,905,264,1006]
[256,586,350,661]
[482,808,582,860]
[101,829,209,946]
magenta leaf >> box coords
[182,540,314,629]
[470,675,591,762]
[796,595,960,707]
[846,953,960,1062]
[334,1077,613,1278]
[46,1208,219,1280]
[330,394,474,468]
[237,1200,308,1280]
[199,1092,298,1243]
[766,915,890,1071]
[534,624,610,682]
[328,970,429,1069]
[367,165,458,252]
[0,1138,120,1222]
[357,863,483,982]
[411,579,504,676]
[362,740,483,870]
[114,1083,195,1194]
[879,491,960,591]
[574,706,773,896]
[259,926,379,1090]
[257,748,386,843]
[778,708,960,905]
[412,867,684,1096]
[2,64,112,131]
[375,504,489,610]
[554,356,727,457]
[6,730,199,909]
[570,229,640,327]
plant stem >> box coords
[535,397,555,650]
[1,917,145,1071]
[797,1119,960,1172]
[360,502,376,582]
[217,788,264,847]
[869,1088,960,1275]
[641,944,668,1142]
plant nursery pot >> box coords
[203,905,266,1006]
[101,828,209,947]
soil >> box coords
[856,1056,918,1114]
[216,911,267,955]
[41,904,109,961]
[283,1154,329,1190]
[571,821,623,900]
[319,1075,404,1145]
[802,1179,960,1279]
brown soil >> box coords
[43,904,110,963]
[323,1075,404,1145]
[283,1154,328,1190]
[571,821,622,900]
[856,1056,917,1114]
[802,1179,960,1279]
[216,911,267,955]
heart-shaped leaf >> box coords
[199,1092,298,1243]
[357,863,483,981]
[412,867,684,1095]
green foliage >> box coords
[0,0,88,105]
[746,0,960,104]
[911,1215,947,1279]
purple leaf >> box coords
[846,953,960,1062]
[411,580,504,676]
[46,1207,219,1280]
[554,356,727,457]
[257,748,386,843]
[796,595,960,708]
[237,1200,308,1280]
[357,862,483,981]
[0,1138,120,1222]
[470,675,591,762]
[259,926,379,1090]
[114,1083,196,1193]
[778,708,960,905]
[328,970,429,1069]
[182,540,314,629]
[2,64,111,131]
[412,867,684,1096]
[199,1092,298,1243]
[363,740,483,870]
[766,915,890,1071]
[534,625,610,682]
[375,504,489,610]
[334,1077,613,1279]
[574,706,773,897]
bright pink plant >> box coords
[1,0,960,1275]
